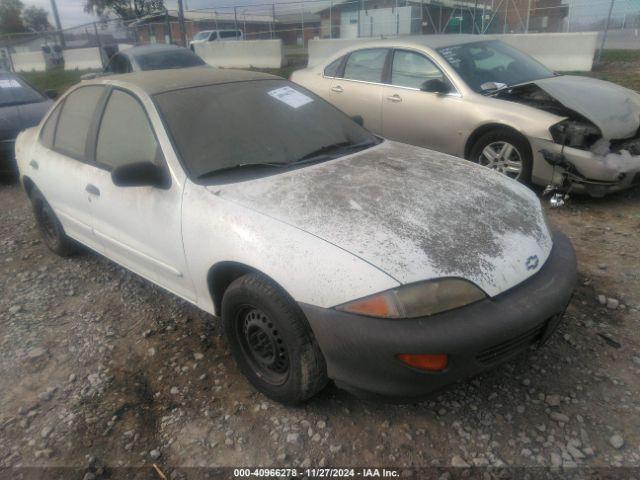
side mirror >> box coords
[421,78,451,94]
[111,162,167,188]
[351,115,364,126]
[44,89,58,99]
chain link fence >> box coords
[1,0,639,72]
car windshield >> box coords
[155,79,377,179]
[437,40,556,93]
[0,76,44,107]
[192,31,210,41]
[135,49,205,71]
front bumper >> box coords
[531,138,640,197]
[301,231,577,400]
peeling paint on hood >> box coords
[210,141,553,297]
[533,75,640,140]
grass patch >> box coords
[21,68,99,94]
[578,70,640,92]
[599,49,640,64]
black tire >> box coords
[30,188,79,257]
[222,272,328,404]
[469,128,533,184]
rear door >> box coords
[329,48,389,134]
[27,85,107,252]
[86,88,195,301]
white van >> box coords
[189,30,243,51]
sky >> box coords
[19,0,640,30]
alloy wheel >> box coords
[478,141,523,180]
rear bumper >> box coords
[301,231,577,401]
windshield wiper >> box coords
[295,140,376,164]
[197,162,289,179]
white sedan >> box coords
[15,69,576,403]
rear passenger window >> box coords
[54,86,105,158]
[40,103,62,148]
[96,90,161,169]
[324,57,343,78]
[343,49,388,83]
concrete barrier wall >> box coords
[63,47,103,70]
[308,32,599,72]
[599,28,640,50]
[195,40,283,69]
[11,51,46,72]
[497,33,598,72]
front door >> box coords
[382,49,469,156]
[87,88,196,302]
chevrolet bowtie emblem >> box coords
[526,255,539,271]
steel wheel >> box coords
[236,306,290,386]
[478,141,524,180]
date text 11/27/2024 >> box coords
[233,468,400,477]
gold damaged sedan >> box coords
[291,36,640,197]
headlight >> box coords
[334,279,486,319]
[549,120,600,149]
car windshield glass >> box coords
[193,31,210,40]
[135,49,205,70]
[437,40,555,92]
[0,77,43,106]
[155,79,377,179]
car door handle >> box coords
[386,94,402,103]
[85,184,100,196]
[331,85,343,93]
[29,160,39,170]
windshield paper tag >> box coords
[0,79,20,89]
[268,86,313,109]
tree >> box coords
[84,0,164,20]
[0,0,25,34]
[22,5,50,31]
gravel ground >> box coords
[1,181,639,478]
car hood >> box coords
[208,141,553,298]
[532,75,640,140]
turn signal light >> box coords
[396,353,448,372]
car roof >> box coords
[335,34,491,52]
[84,68,279,95]
[120,44,185,57]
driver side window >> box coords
[96,90,162,170]
[391,50,445,90]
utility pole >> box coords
[93,22,104,67]
[270,2,275,39]
[177,0,187,46]
[597,0,616,64]
[301,0,304,46]
[329,0,333,38]
[49,0,66,48]
[234,6,239,31]
[525,0,532,33]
